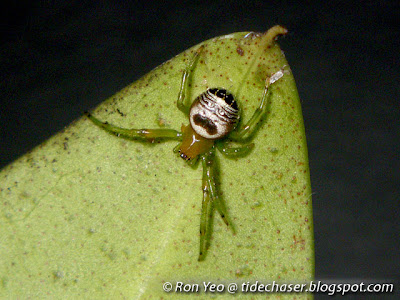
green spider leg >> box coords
[86,47,205,142]
[216,139,255,158]
[177,46,204,114]
[85,112,182,142]
[230,69,285,142]
[199,147,235,261]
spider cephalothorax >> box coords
[86,25,287,261]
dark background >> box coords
[1,1,399,298]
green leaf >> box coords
[0,26,313,298]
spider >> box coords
[86,35,285,261]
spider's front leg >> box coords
[85,112,182,142]
[230,69,285,142]
[199,147,235,261]
[177,46,204,114]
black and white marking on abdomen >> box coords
[189,88,240,140]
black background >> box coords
[1,1,399,298]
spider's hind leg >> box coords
[85,112,182,142]
[216,139,255,158]
[198,148,235,261]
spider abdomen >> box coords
[189,88,240,140]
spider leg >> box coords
[216,139,255,158]
[177,46,204,114]
[85,112,182,142]
[199,157,212,261]
[199,148,235,261]
[173,143,182,153]
[230,69,285,142]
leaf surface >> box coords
[0,26,313,299]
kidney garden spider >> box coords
[86,29,286,261]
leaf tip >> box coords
[260,25,288,48]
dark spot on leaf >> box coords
[236,46,244,56]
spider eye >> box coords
[226,93,236,104]
[209,88,235,106]
[217,89,237,110]
[209,88,218,94]
[229,98,238,110]
[216,89,227,99]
